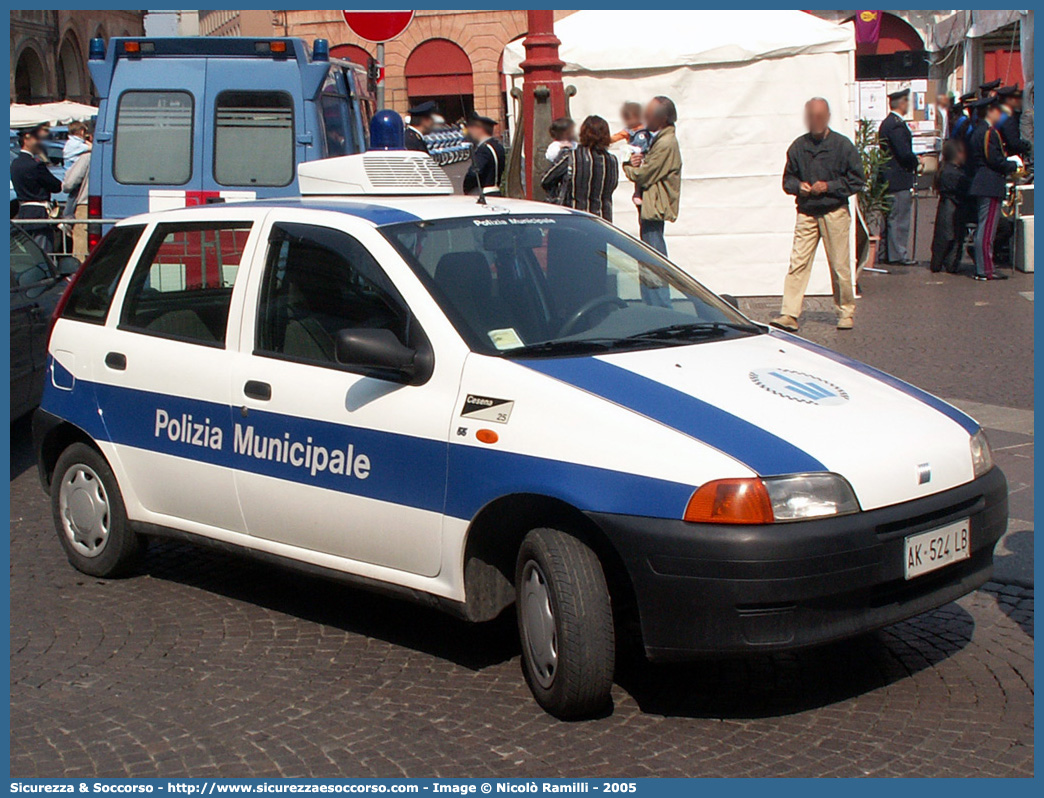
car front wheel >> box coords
[515,527,615,719]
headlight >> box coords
[763,473,860,521]
[683,473,860,524]
[970,429,994,478]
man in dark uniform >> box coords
[950,92,978,142]
[11,125,63,252]
[404,101,436,153]
[968,96,1016,281]
[462,115,505,196]
[878,88,920,265]
[980,79,1001,99]
[996,85,1030,158]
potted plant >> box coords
[855,118,893,274]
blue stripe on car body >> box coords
[772,331,980,435]
[40,363,696,522]
[517,356,826,476]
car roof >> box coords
[119,195,579,229]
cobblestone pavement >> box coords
[9,428,1035,778]
[10,260,1033,778]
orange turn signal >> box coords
[123,41,140,53]
[271,40,287,53]
[683,478,774,525]
[476,429,499,444]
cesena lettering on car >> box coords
[33,147,1008,720]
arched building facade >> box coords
[276,10,576,128]
[10,10,145,105]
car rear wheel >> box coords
[515,527,615,719]
[51,443,143,578]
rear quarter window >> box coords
[114,91,193,185]
[62,225,146,324]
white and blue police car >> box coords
[34,150,1007,718]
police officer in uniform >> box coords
[950,92,978,143]
[980,79,1002,99]
[405,101,436,153]
[878,88,920,265]
[996,85,1030,159]
[968,96,1016,281]
[10,125,63,252]
[462,115,505,196]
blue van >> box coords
[86,36,375,241]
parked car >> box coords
[10,223,79,420]
[34,153,1007,719]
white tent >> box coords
[10,101,97,129]
[504,10,857,296]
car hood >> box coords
[518,331,980,511]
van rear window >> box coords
[214,91,294,187]
[114,91,193,185]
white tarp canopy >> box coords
[9,101,97,129]
[505,10,857,297]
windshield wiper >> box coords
[502,338,625,358]
[625,321,763,341]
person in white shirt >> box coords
[544,117,576,165]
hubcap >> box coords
[520,560,557,689]
[58,464,110,558]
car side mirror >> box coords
[719,293,740,310]
[56,256,81,277]
[335,328,418,383]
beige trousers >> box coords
[71,205,88,260]
[780,205,855,320]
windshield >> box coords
[382,214,761,357]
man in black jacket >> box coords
[463,115,505,196]
[771,98,864,332]
[968,97,1017,281]
[878,88,920,265]
[405,101,436,153]
[10,125,63,252]
[996,85,1030,158]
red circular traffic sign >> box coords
[341,11,415,43]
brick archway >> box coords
[405,39,474,97]
[14,45,49,104]
[57,30,87,102]
[331,43,372,66]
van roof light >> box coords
[89,37,106,60]
[312,38,329,61]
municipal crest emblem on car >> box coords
[749,368,850,406]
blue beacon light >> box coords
[370,110,405,150]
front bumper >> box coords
[590,467,1008,659]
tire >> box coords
[515,527,615,719]
[51,443,143,578]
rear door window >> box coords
[214,91,294,187]
[114,91,193,185]
[62,225,146,324]
[120,222,252,347]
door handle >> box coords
[244,380,272,401]
[105,352,127,371]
